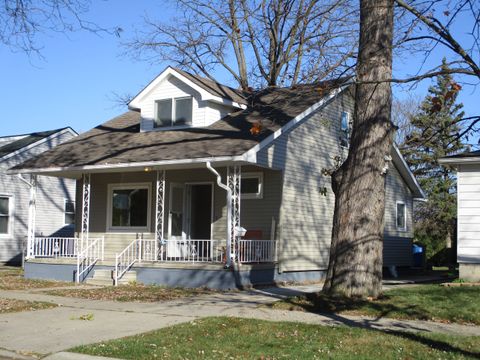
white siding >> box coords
[137,75,235,131]
[457,164,480,263]
[0,131,77,264]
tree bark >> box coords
[323,0,395,298]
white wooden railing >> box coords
[33,237,78,258]
[158,239,224,263]
[237,239,276,263]
[76,237,104,283]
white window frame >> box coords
[106,183,152,232]
[241,172,263,199]
[0,194,14,238]
[154,96,193,129]
[395,201,407,231]
[340,111,350,148]
[64,199,75,226]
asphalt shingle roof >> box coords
[0,128,69,159]
[12,78,349,171]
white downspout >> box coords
[206,161,233,268]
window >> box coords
[0,196,11,235]
[64,200,75,225]
[154,97,193,128]
[396,202,406,231]
[241,173,263,199]
[340,111,350,147]
[107,184,151,230]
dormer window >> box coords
[155,97,193,128]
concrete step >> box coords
[85,269,137,286]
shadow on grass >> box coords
[386,330,480,359]
[269,292,429,321]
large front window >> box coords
[108,184,151,230]
[155,97,193,128]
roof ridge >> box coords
[0,127,72,139]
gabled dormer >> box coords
[128,67,248,132]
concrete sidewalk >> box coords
[0,284,479,359]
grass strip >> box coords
[71,316,480,359]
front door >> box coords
[186,184,213,240]
[168,183,213,240]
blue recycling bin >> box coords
[413,244,424,268]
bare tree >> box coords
[0,0,116,56]
[393,0,480,140]
[124,0,357,90]
[392,95,421,144]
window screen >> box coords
[155,99,173,127]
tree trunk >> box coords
[323,0,395,298]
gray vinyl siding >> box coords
[383,164,414,267]
[257,90,353,271]
[0,131,76,264]
[256,90,414,271]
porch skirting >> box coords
[24,260,326,289]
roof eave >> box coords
[438,157,480,165]
[392,145,425,199]
[128,67,246,110]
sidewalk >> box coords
[0,284,479,359]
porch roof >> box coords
[9,79,350,176]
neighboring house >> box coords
[0,128,78,264]
[9,67,424,287]
[439,150,480,281]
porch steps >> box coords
[85,269,137,286]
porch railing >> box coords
[158,239,224,263]
[114,239,140,285]
[76,237,104,283]
[33,237,78,258]
[237,239,276,263]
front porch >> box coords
[25,164,280,286]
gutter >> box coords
[206,161,233,268]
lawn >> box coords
[0,267,70,290]
[71,317,480,359]
[268,284,480,325]
[0,297,57,314]
[45,283,220,302]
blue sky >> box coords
[1,1,478,146]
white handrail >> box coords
[76,237,103,283]
[114,239,139,286]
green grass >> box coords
[46,283,220,302]
[268,284,480,324]
[0,297,57,313]
[71,317,480,359]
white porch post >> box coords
[26,174,37,259]
[155,170,165,260]
[227,166,241,263]
[80,173,91,251]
